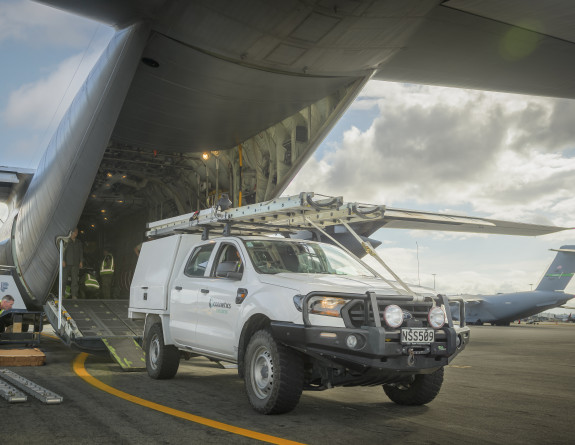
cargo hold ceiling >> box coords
[111,32,359,153]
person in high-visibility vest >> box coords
[100,248,115,299]
[62,227,83,299]
[83,272,100,298]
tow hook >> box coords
[408,348,415,367]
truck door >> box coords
[170,242,215,347]
[194,241,245,358]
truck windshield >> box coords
[243,239,375,277]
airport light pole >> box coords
[432,273,436,290]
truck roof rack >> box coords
[147,189,570,240]
[145,191,569,296]
[146,192,385,239]
[146,192,421,295]
[146,192,430,295]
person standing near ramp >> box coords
[62,228,83,299]
[0,295,15,332]
[99,247,115,299]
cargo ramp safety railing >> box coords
[44,297,146,371]
[145,192,461,308]
[50,232,145,369]
[44,297,145,347]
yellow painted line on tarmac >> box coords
[41,333,61,341]
[73,353,305,445]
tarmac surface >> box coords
[1,323,574,444]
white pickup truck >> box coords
[129,233,470,414]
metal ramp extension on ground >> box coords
[45,298,145,371]
[0,368,63,404]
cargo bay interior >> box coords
[75,49,365,297]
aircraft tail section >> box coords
[535,246,575,292]
[1,23,150,309]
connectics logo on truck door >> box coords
[209,297,231,313]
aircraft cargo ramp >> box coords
[44,297,145,371]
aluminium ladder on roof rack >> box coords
[145,191,420,296]
[146,192,386,239]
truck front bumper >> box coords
[270,321,470,372]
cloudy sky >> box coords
[2,1,574,312]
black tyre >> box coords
[145,323,180,379]
[383,367,444,406]
[244,330,304,414]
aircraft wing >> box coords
[374,0,575,100]
[463,299,484,305]
[459,297,484,305]
[447,293,483,303]
[305,199,569,253]
[379,207,570,236]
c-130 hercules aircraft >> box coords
[451,246,575,326]
[1,0,573,317]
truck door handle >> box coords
[175,286,182,291]
[201,289,210,294]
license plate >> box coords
[401,328,434,344]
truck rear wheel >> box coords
[145,323,180,379]
[244,330,303,414]
[383,367,444,406]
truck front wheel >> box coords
[383,367,444,406]
[244,330,304,414]
[145,323,180,379]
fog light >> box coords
[384,305,403,328]
[346,335,358,349]
[428,306,446,329]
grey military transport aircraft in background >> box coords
[0,0,574,317]
[451,247,575,326]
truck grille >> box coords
[344,299,433,329]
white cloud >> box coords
[286,81,575,228]
[2,49,103,130]
[285,81,575,309]
[0,0,105,48]
[367,239,552,295]
[0,2,114,168]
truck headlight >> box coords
[309,296,349,317]
[384,305,403,328]
[428,306,446,329]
